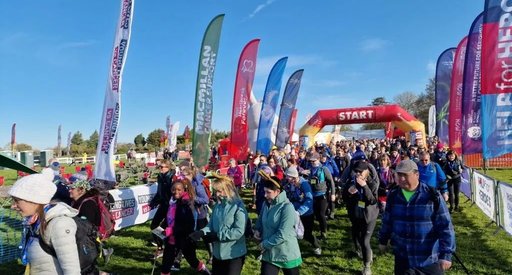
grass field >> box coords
[1,169,512,274]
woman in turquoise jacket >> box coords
[190,174,248,275]
[255,175,302,275]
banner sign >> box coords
[108,183,157,230]
[95,0,134,181]
[460,166,472,199]
[435,48,456,146]
[481,1,512,158]
[229,39,260,162]
[498,181,512,236]
[275,69,303,149]
[473,171,496,221]
[192,14,224,168]
[428,105,436,137]
[256,57,288,155]
[462,12,483,154]
[11,123,16,152]
[169,121,180,152]
[289,109,298,143]
[341,129,385,140]
[449,36,467,155]
[57,125,62,156]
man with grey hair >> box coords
[379,159,455,274]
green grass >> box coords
[2,190,512,275]
[2,172,512,274]
[476,169,512,183]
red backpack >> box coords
[82,196,116,241]
[202,178,212,200]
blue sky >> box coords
[0,0,483,150]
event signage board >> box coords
[473,171,496,221]
[460,166,472,200]
[109,183,157,230]
[498,182,512,236]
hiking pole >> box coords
[150,248,159,275]
[453,252,470,275]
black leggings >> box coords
[212,256,245,275]
[313,195,328,233]
[350,217,377,265]
[447,178,461,209]
[161,236,200,274]
[261,261,300,275]
[150,204,169,247]
[300,214,320,249]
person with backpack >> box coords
[283,167,322,256]
[304,152,335,240]
[379,160,455,274]
[189,174,248,275]
[69,180,101,226]
[9,168,83,274]
[160,178,211,275]
[254,175,302,275]
[69,178,115,264]
[417,152,449,202]
[342,161,379,275]
[442,150,463,213]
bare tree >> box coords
[393,91,418,114]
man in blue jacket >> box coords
[417,152,449,202]
[379,159,455,274]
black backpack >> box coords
[38,216,100,273]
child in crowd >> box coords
[160,178,210,275]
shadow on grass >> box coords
[448,197,512,274]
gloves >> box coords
[203,232,219,243]
[189,230,204,242]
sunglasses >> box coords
[159,165,169,169]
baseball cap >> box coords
[395,159,418,174]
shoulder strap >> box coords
[427,186,440,213]
[78,196,97,212]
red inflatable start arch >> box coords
[299,104,425,147]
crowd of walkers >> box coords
[8,136,459,275]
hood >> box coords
[272,190,289,205]
[45,202,78,222]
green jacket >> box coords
[256,191,302,266]
[202,198,247,260]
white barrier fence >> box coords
[463,168,512,236]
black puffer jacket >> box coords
[150,170,175,208]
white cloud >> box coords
[57,40,96,51]
[426,60,436,75]
[360,38,390,52]
[249,0,277,18]
[0,32,31,53]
